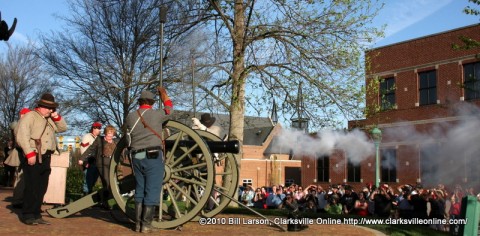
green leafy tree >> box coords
[453,0,480,50]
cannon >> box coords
[47,120,240,229]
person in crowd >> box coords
[3,140,15,186]
[125,87,172,233]
[294,185,305,202]
[266,187,285,209]
[79,124,118,208]
[325,194,342,214]
[286,185,295,195]
[78,122,102,195]
[11,108,31,208]
[369,184,392,218]
[303,185,319,211]
[325,184,342,203]
[449,193,462,235]
[283,193,308,231]
[410,185,428,221]
[261,187,269,209]
[16,93,67,225]
[363,185,372,199]
[428,189,446,231]
[396,184,414,219]
[241,185,255,207]
[253,187,266,209]
[354,191,369,216]
[465,186,475,196]
[237,185,244,202]
[340,185,358,214]
[316,185,328,213]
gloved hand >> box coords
[192,118,206,130]
[157,86,169,101]
[192,117,202,127]
[157,86,173,115]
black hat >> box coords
[200,113,216,127]
[37,93,58,108]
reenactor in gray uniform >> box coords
[16,93,67,225]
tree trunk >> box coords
[226,0,246,207]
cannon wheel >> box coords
[192,130,239,219]
[110,120,215,229]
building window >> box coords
[419,144,442,186]
[380,77,396,110]
[419,70,437,105]
[347,159,361,182]
[464,62,480,100]
[242,179,252,187]
[317,155,329,182]
[381,149,397,183]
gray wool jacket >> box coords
[125,108,164,151]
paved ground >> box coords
[0,186,385,235]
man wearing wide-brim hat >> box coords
[16,93,68,225]
[192,113,222,137]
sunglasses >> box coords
[93,127,102,129]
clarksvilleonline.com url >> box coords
[317,217,468,226]
[198,217,468,226]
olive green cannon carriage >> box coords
[47,120,240,229]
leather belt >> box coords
[132,146,162,155]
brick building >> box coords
[302,24,480,191]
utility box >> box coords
[459,195,480,236]
[44,152,70,205]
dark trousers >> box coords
[22,154,51,220]
[2,164,16,186]
[83,161,99,194]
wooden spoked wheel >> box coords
[191,130,239,220]
[110,120,215,229]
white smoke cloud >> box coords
[274,128,375,163]
[381,102,480,189]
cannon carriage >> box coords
[47,120,240,229]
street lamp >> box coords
[370,127,382,188]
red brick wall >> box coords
[345,24,480,191]
[367,24,480,74]
[362,24,480,125]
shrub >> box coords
[66,167,84,195]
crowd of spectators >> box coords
[239,182,479,234]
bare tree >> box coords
[36,0,383,184]
[171,0,384,155]
[38,0,175,131]
[0,43,52,141]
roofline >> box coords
[367,23,480,52]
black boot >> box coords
[134,202,142,232]
[141,205,157,233]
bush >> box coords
[66,167,84,195]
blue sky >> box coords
[0,0,478,51]
[373,0,479,47]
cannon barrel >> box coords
[164,140,240,154]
